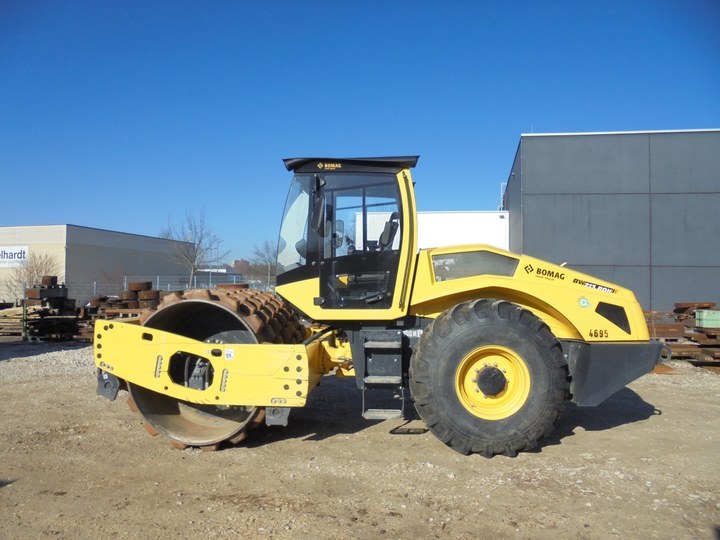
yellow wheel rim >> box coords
[455,345,531,421]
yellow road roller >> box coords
[94,156,661,456]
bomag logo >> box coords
[529,265,565,280]
[536,267,565,280]
[317,162,342,171]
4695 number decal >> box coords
[589,329,609,338]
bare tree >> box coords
[251,240,277,288]
[161,210,229,284]
[1,252,61,302]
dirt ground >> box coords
[0,339,719,539]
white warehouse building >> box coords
[362,211,509,251]
[416,211,508,250]
[0,224,188,304]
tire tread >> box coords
[409,299,569,458]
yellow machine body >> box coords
[272,160,648,345]
[94,244,649,406]
[96,322,318,407]
[95,320,353,407]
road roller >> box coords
[94,156,662,456]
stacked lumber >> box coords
[0,277,86,341]
[646,302,720,363]
[0,305,45,336]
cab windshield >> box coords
[276,172,402,309]
[277,175,311,274]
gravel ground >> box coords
[0,339,719,539]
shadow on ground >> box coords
[538,387,659,452]
[246,376,410,447]
[246,377,658,454]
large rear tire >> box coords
[409,299,568,457]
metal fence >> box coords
[2,275,277,306]
[65,275,276,305]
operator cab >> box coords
[276,157,418,314]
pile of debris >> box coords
[90,281,161,311]
[1,279,251,343]
[76,281,167,341]
[0,276,80,341]
[647,302,720,364]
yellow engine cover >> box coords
[408,245,650,343]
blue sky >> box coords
[1,1,718,262]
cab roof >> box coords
[283,156,419,174]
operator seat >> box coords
[378,212,399,251]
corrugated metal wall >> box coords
[504,130,720,311]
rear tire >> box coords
[409,299,568,457]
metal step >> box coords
[364,340,402,349]
[362,408,403,420]
[362,385,405,420]
[364,375,402,385]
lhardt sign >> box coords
[0,246,29,268]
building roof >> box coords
[521,128,720,138]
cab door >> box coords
[319,177,402,310]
